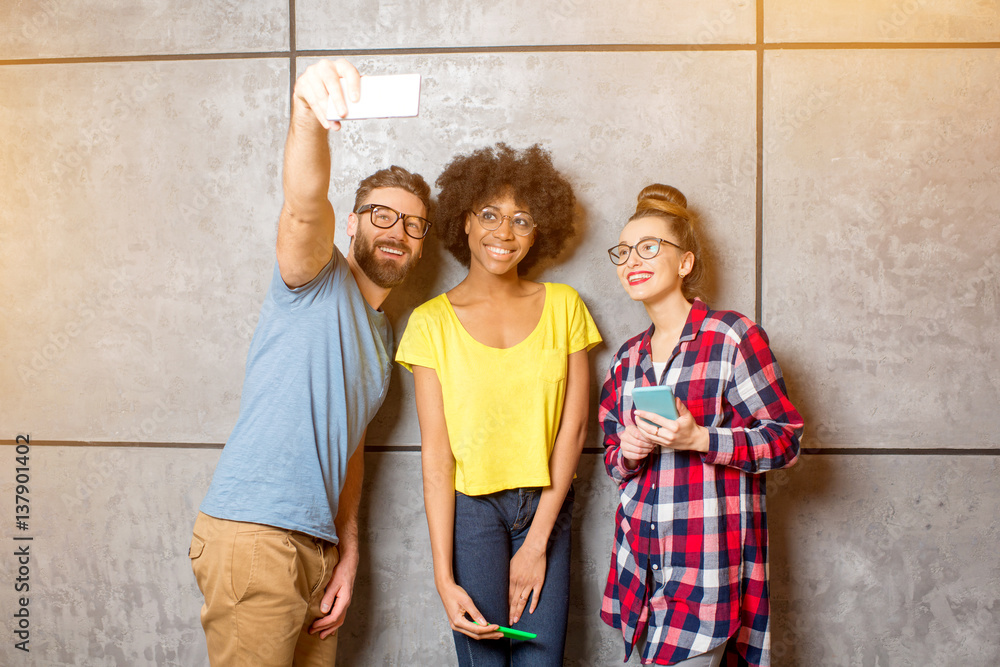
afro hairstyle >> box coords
[434,143,576,275]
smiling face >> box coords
[464,190,535,277]
[616,215,694,304]
[348,187,426,288]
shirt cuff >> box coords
[703,427,735,467]
[613,448,644,483]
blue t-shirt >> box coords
[199,248,392,543]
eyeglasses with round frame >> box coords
[356,204,432,239]
[607,237,684,265]
[471,206,536,237]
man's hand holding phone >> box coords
[293,59,362,131]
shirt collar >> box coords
[636,298,709,362]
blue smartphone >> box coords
[631,386,679,425]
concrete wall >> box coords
[1,1,998,664]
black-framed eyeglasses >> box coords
[357,204,431,239]
[471,206,536,237]
[607,237,684,265]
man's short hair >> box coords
[353,166,432,218]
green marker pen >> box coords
[495,625,537,640]
[476,620,537,640]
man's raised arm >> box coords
[276,59,361,288]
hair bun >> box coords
[634,184,689,220]
[637,184,686,209]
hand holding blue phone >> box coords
[631,386,679,425]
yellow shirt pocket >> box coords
[535,348,568,384]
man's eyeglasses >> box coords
[357,204,431,239]
[472,207,536,237]
[607,237,683,265]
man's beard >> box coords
[353,227,418,289]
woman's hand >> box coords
[619,424,657,468]
[635,398,710,453]
[508,543,546,624]
[436,580,504,640]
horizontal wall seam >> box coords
[0,52,291,66]
[2,42,998,67]
[2,441,999,455]
[764,41,1000,50]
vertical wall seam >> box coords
[755,1,765,324]
[289,0,297,107]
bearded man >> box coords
[189,58,431,666]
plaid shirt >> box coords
[599,300,803,666]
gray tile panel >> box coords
[765,0,1000,43]
[0,0,288,60]
[769,454,1000,665]
[296,0,755,50]
[0,59,288,442]
[0,445,219,666]
[762,49,1000,449]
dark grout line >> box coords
[755,0,765,324]
[3,41,996,68]
[0,52,290,66]
[765,41,1000,50]
[296,44,756,56]
[583,446,1000,456]
[289,0,296,106]
[0,440,224,449]
[798,447,1000,456]
[3,441,998,456]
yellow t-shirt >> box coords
[396,283,602,495]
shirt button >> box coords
[652,564,659,570]
[651,524,656,530]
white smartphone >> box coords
[631,385,679,425]
[326,73,421,121]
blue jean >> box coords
[452,486,574,667]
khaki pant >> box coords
[189,512,340,666]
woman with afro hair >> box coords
[396,143,602,665]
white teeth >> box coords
[379,246,404,256]
[487,246,514,255]
[629,273,652,284]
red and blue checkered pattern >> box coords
[598,300,803,666]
